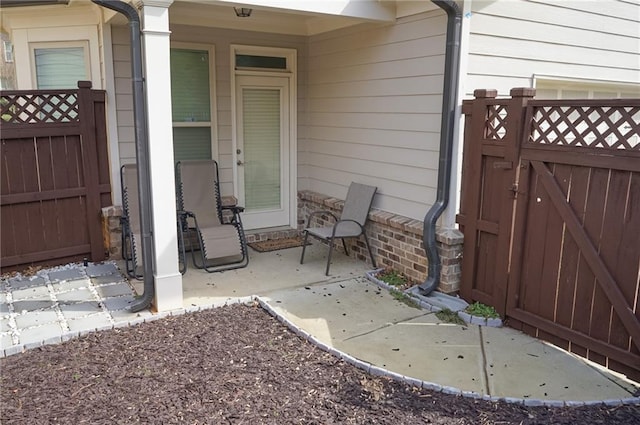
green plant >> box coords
[435,308,466,325]
[389,289,420,309]
[465,302,500,319]
[376,268,409,287]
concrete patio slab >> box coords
[335,314,487,394]
[168,242,371,306]
[262,277,426,342]
[482,325,637,401]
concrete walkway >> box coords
[1,243,639,406]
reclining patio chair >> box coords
[300,182,377,275]
[121,164,186,279]
[176,160,249,273]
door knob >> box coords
[237,160,244,166]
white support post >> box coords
[138,0,182,311]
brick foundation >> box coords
[101,205,123,259]
[102,191,464,293]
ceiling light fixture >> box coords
[234,7,252,17]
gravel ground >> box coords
[1,304,638,424]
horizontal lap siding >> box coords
[305,10,447,220]
[466,0,640,95]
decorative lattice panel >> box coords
[1,92,79,124]
[484,104,508,140]
[528,105,640,150]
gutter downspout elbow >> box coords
[419,0,462,296]
[92,0,155,312]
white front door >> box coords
[235,75,290,229]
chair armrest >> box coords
[306,210,339,227]
[222,205,245,213]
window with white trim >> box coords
[31,42,89,89]
[170,46,216,162]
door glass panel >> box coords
[242,88,281,210]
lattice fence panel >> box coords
[484,104,508,140]
[528,104,640,150]
[1,91,79,124]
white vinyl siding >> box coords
[464,0,640,96]
[305,10,446,220]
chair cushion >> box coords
[200,225,244,259]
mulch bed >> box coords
[1,304,638,424]
[248,237,308,253]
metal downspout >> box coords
[92,0,155,311]
[418,0,463,295]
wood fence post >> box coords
[458,89,497,302]
[77,81,106,263]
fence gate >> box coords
[458,89,640,381]
[1,82,111,271]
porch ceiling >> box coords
[170,0,380,36]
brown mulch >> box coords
[1,305,638,425]
[248,237,308,253]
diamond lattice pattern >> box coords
[529,105,640,150]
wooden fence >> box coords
[457,88,640,380]
[1,81,111,271]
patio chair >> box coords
[121,164,186,279]
[176,160,249,273]
[300,182,377,275]
[120,164,143,279]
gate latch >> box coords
[510,183,519,199]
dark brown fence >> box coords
[458,88,640,380]
[1,81,111,271]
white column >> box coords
[139,0,182,311]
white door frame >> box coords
[230,45,297,230]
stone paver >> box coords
[56,289,94,303]
[102,295,136,312]
[6,276,46,291]
[86,263,119,277]
[96,283,133,298]
[0,261,137,356]
[12,299,55,312]
[14,309,58,328]
[60,301,103,320]
[0,318,11,333]
[48,269,84,283]
[11,285,50,301]
[19,323,64,344]
[1,333,14,349]
[67,313,113,332]
[53,279,90,293]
